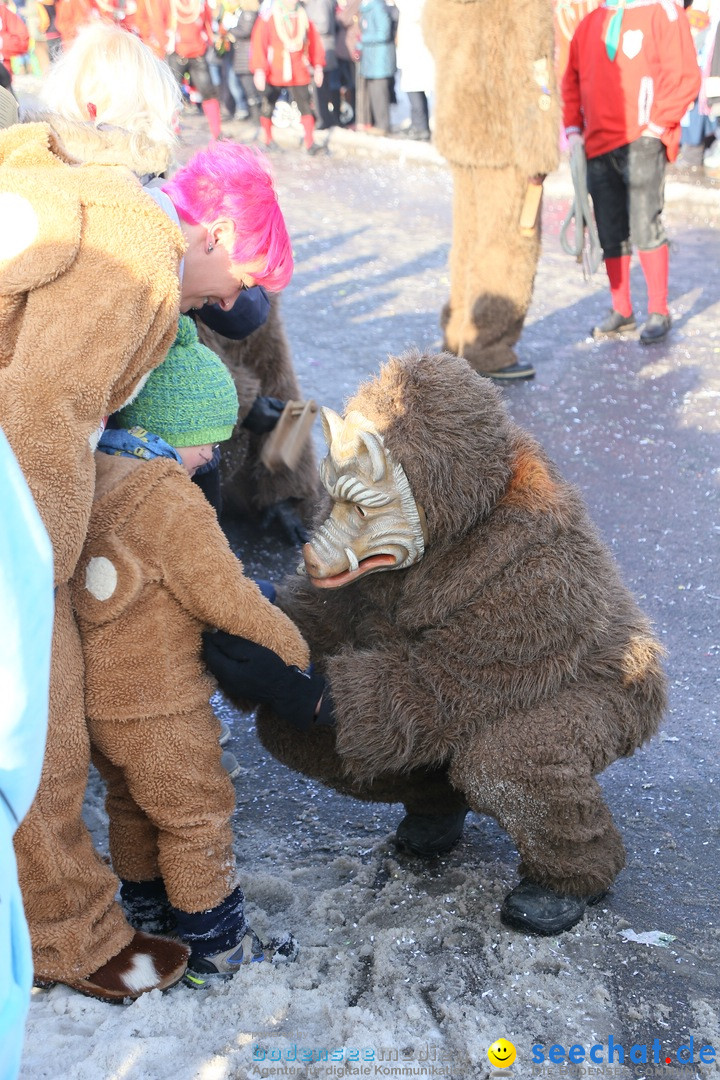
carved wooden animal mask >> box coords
[301,406,428,588]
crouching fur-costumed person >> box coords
[422,0,559,381]
[205,352,667,935]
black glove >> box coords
[261,498,309,546]
[241,396,285,435]
[203,631,331,732]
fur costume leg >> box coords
[256,713,467,813]
[13,588,132,982]
[89,705,236,914]
[449,686,631,898]
[91,749,162,885]
[441,165,541,374]
[196,295,321,526]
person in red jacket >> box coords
[250,0,326,154]
[562,0,700,344]
[0,2,29,79]
[154,0,223,140]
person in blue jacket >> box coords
[358,0,397,136]
[0,428,54,1080]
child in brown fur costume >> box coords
[422,0,559,381]
[70,317,308,981]
[205,351,667,936]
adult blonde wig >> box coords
[39,22,182,174]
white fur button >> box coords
[85,556,118,601]
[0,193,40,262]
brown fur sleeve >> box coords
[157,476,310,669]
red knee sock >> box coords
[300,112,315,149]
[638,244,669,316]
[605,255,632,317]
[201,98,222,140]
[260,115,273,145]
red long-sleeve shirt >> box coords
[562,0,701,161]
[0,3,29,64]
[250,9,324,87]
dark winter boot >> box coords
[173,885,298,988]
[500,879,606,936]
[120,878,176,936]
[395,808,469,857]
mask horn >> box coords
[320,406,345,450]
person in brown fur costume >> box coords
[205,351,668,936]
[1,94,294,999]
[422,0,560,381]
[196,292,322,542]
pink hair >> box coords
[162,142,293,292]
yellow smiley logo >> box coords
[487,1039,517,1068]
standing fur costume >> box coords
[255,352,667,910]
[197,296,322,532]
[0,121,184,984]
[422,0,560,376]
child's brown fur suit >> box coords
[259,353,667,898]
[70,453,309,914]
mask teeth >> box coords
[344,547,359,572]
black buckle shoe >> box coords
[500,879,606,935]
[483,361,535,381]
[395,809,469,857]
[591,309,636,338]
[639,312,671,344]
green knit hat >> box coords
[116,316,239,447]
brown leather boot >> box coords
[34,932,189,1003]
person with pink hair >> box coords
[161,139,293,305]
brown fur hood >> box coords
[0,122,183,583]
[23,110,174,177]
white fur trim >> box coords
[119,952,160,993]
[85,556,118,601]
[0,193,40,263]
[118,371,151,412]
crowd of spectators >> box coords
[1,0,435,142]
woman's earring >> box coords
[207,243,214,253]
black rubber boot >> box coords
[395,809,469,857]
[500,879,606,936]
